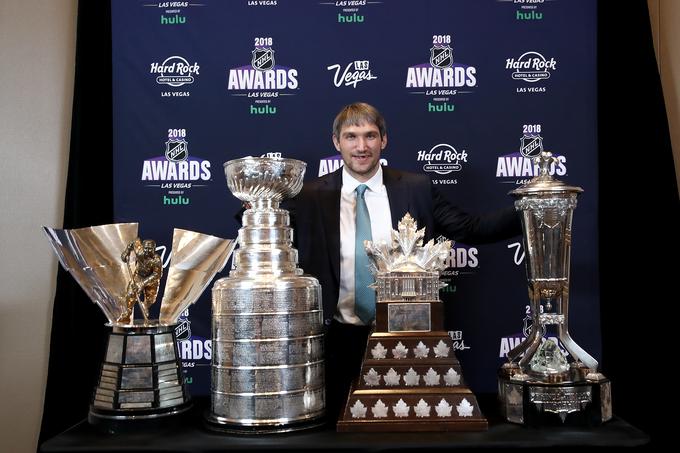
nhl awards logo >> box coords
[406,35,476,113]
[430,45,453,69]
[251,47,275,71]
[495,126,566,184]
[227,37,299,114]
[141,129,212,206]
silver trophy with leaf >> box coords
[338,213,487,432]
[43,223,234,423]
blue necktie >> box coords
[354,184,375,324]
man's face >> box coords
[333,121,386,182]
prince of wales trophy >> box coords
[337,213,487,432]
[43,223,234,425]
[498,151,612,425]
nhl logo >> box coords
[519,135,543,158]
[165,139,188,162]
[430,45,453,69]
[175,318,192,341]
[251,47,275,71]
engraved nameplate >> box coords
[388,303,431,332]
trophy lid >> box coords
[509,151,583,197]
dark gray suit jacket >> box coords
[287,166,520,325]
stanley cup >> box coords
[498,151,612,426]
[207,157,325,433]
[43,223,235,424]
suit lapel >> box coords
[383,167,409,229]
[319,170,342,285]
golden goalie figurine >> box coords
[117,238,163,324]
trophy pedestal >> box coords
[498,370,612,426]
[337,332,488,432]
[89,324,191,424]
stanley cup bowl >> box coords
[224,157,306,203]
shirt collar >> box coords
[342,165,384,195]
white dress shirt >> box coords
[335,166,392,325]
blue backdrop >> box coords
[112,0,599,394]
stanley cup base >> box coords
[203,411,327,434]
[88,324,192,426]
[498,376,612,427]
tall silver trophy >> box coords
[207,157,325,433]
[43,224,234,424]
[498,151,612,426]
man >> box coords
[289,102,521,419]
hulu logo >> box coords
[516,10,543,20]
[440,285,457,293]
[163,195,189,205]
[161,14,186,25]
[428,102,455,113]
[250,105,277,115]
[338,13,364,23]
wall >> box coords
[649,0,680,194]
[0,0,76,451]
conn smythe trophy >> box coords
[207,157,325,433]
[337,213,488,432]
[498,151,612,425]
[43,223,234,424]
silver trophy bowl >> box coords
[224,157,306,204]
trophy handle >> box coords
[559,285,599,370]
[557,327,598,370]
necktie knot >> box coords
[356,184,368,198]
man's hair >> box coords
[332,102,386,138]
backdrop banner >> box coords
[111,0,599,395]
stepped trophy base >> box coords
[89,324,191,425]
[337,332,488,432]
